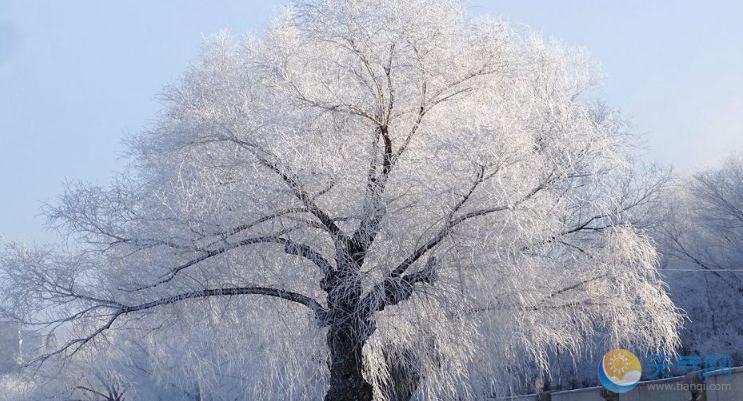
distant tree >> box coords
[657,156,743,361]
[0,1,681,400]
[660,156,743,288]
[73,372,127,401]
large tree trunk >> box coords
[325,321,374,401]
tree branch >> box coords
[391,176,550,278]
[363,257,438,314]
[32,285,327,365]
[259,158,348,241]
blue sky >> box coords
[1,0,742,241]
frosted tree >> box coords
[0,1,681,400]
[660,156,743,287]
[657,156,743,362]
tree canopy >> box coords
[0,1,681,400]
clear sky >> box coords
[1,0,742,241]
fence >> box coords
[496,366,743,401]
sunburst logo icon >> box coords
[598,349,642,393]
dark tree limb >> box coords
[32,285,328,365]
[391,176,551,278]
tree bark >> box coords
[325,321,374,401]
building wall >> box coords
[0,321,20,374]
